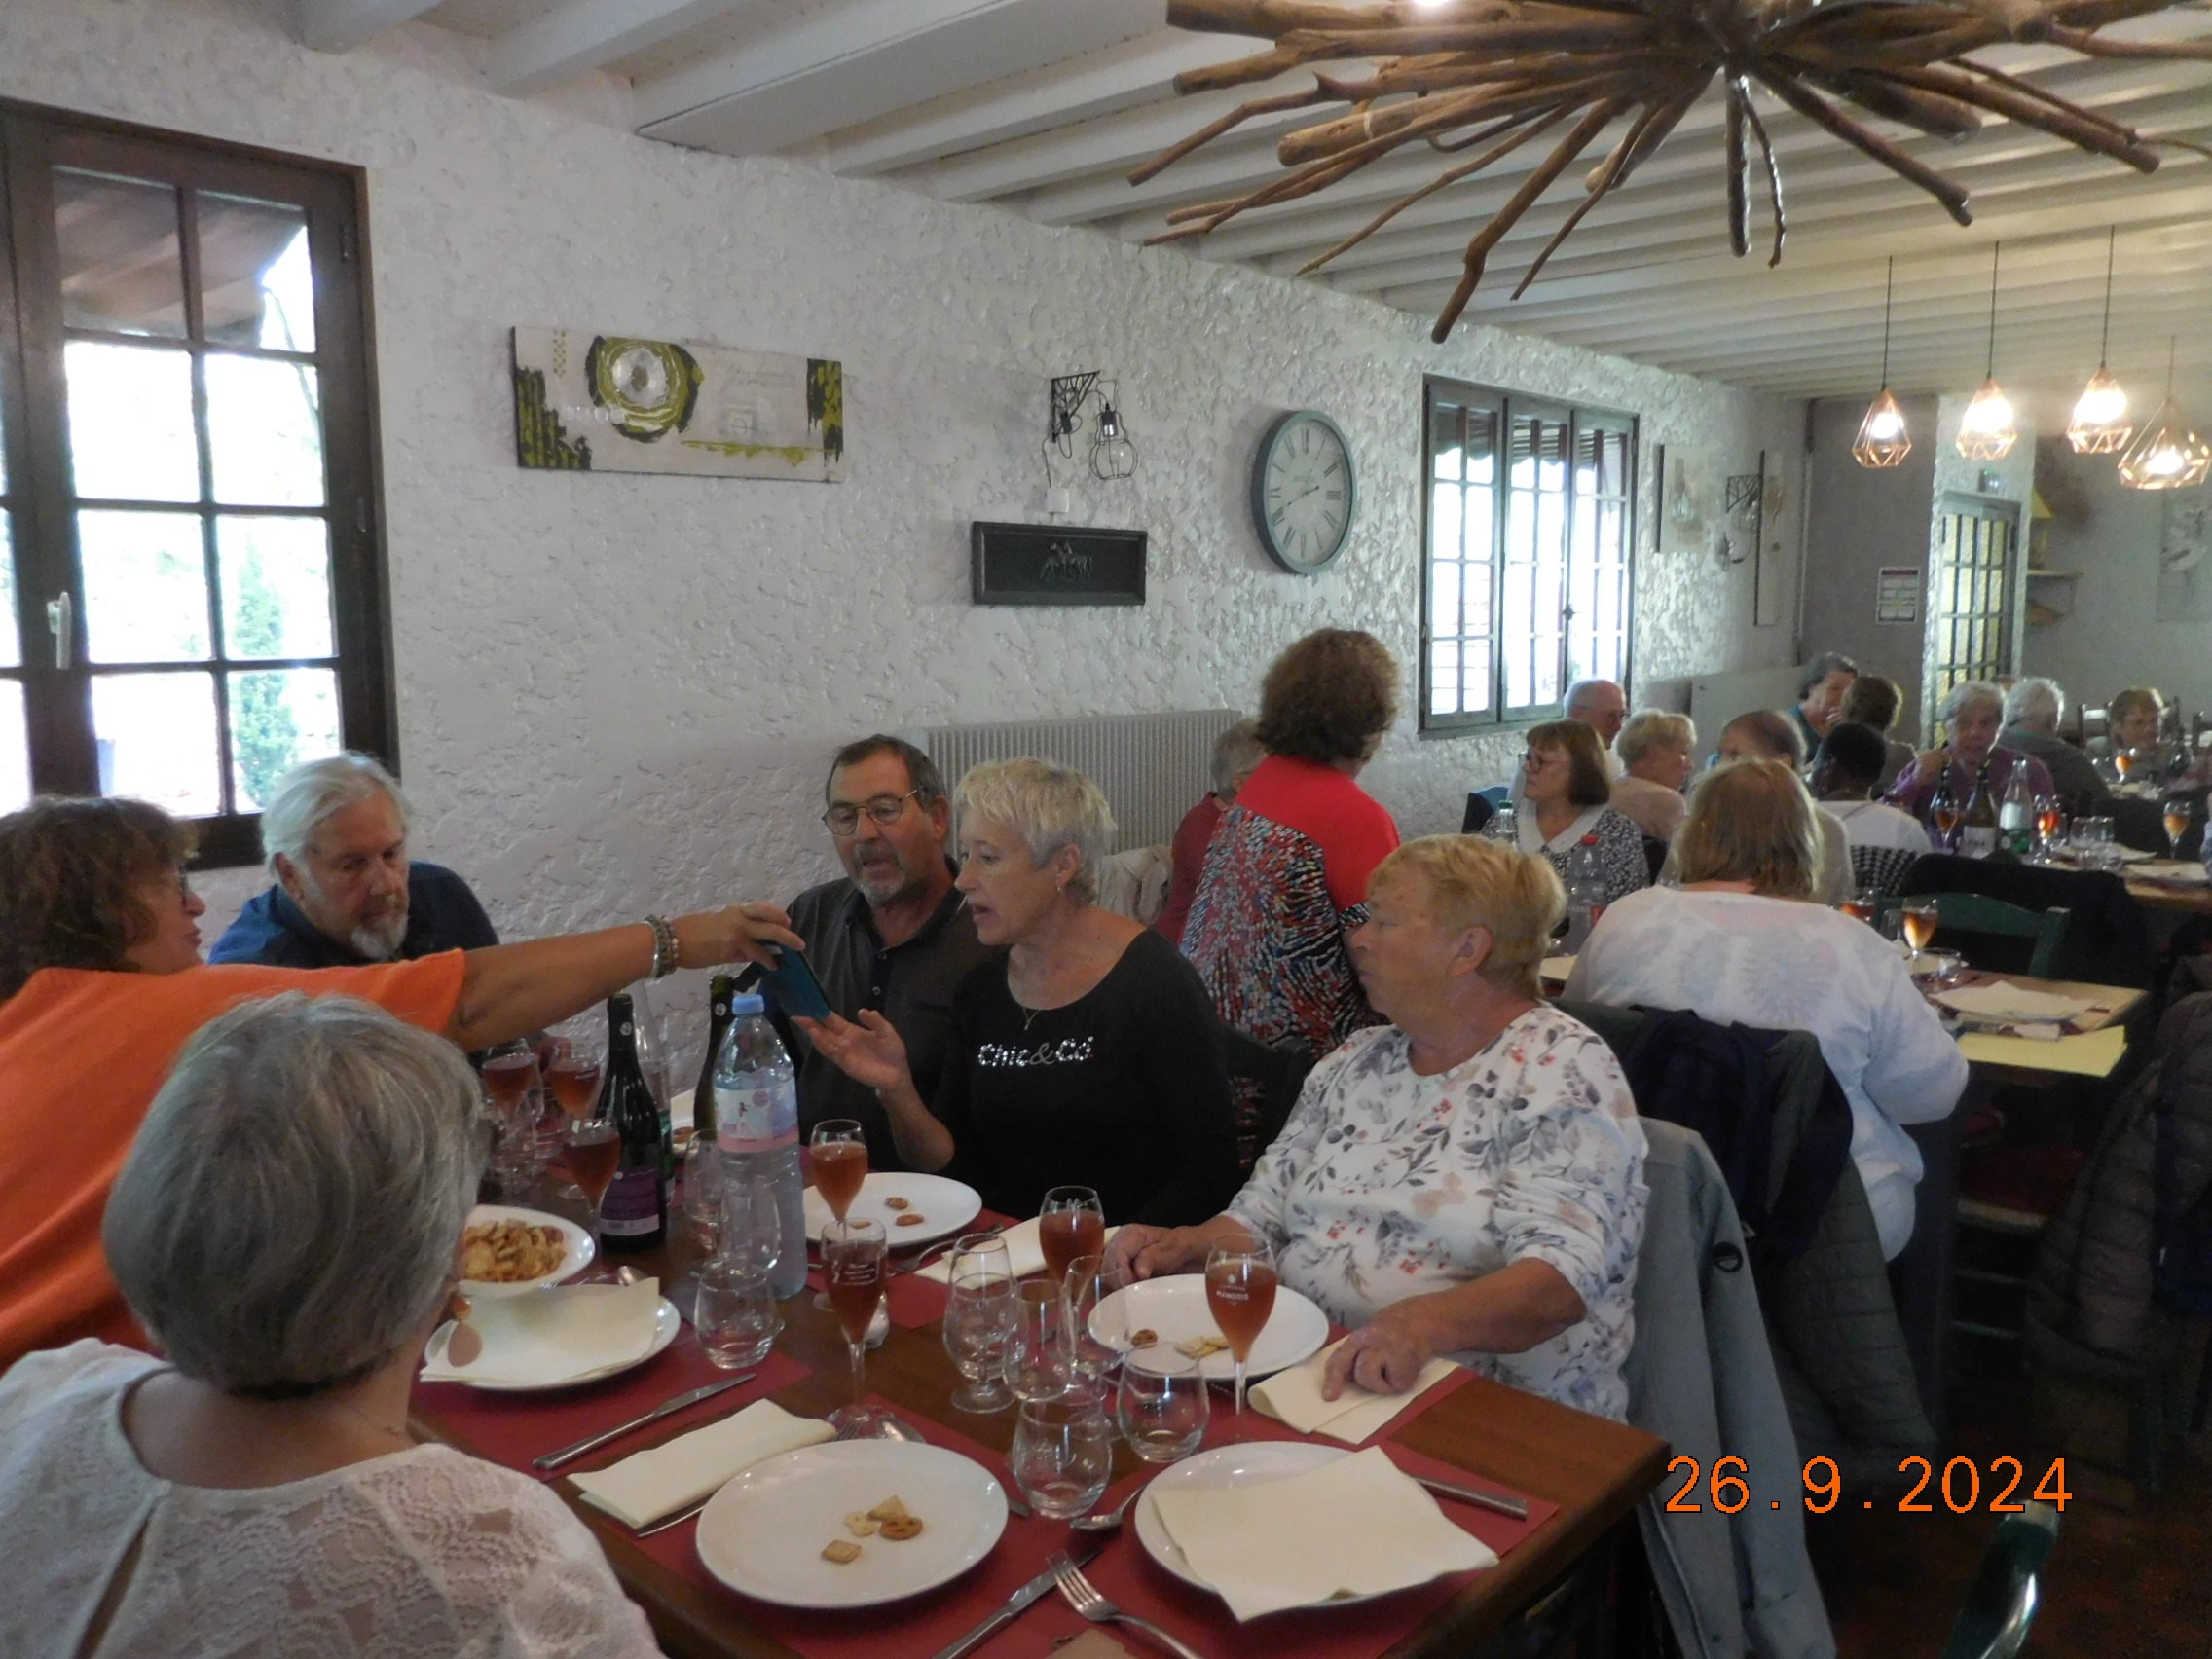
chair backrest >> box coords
[1217,1022,1314,1160]
[1461,793,1495,835]
[1641,833,1668,882]
[1881,892,2070,978]
[2080,705,2109,746]
[1939,1502,2059,1659]
[1851,843,1921,898]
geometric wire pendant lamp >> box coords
[1956,241,2018,461]
[2067,228,2134,455]
[1854,257,1912,469]
[2118,336,2212,491]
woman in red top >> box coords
[1182,630,1401,1162]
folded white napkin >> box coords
[570,1398,835,1529]
[1250,1337,1459,1444]
[2135,860,2211,886]
[1936,982,2097,1025]
[1539,954,1576,983]
[420,1278,660,1386]
[1153,1447,1494,1621]
[914,1217,1120,1284]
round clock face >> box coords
[1251,411,1356,574]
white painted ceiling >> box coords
[307,0,2212,406]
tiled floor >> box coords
[1807,1338,2211,1657]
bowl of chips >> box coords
[457,1204,594,1298]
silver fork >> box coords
[1052,1557,1208,1659]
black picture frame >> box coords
[971,521,1146,606]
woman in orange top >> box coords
[0,795,803,1371]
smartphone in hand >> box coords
[760,944,832,1022]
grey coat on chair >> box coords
[1631,1121,1835,1659]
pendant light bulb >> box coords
[2118,338,2212,491]
[2067,230,2133,454]
[1854,258,1912,469]
[1956,243,2015,461]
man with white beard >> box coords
[770,736,993,1170]
[210,754,498,969]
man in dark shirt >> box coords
[209,754,498,969]
[772,736,993,1170]
[2001,676,2109,813]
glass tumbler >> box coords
[1012,1393,1115,1519]
[695,1260,781,1369]
[1116,1347,1210,1463]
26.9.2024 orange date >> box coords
[1664,1455,2071,1514]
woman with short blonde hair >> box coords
[953,757,1115,904]
[1372,836,1563,1000]
[1609,712,1696,843]
[1671,760,1824,902]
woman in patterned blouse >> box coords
[1111,836,1647,1421]
[1515,719,1651,906]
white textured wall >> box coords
[4,0,1802,1019]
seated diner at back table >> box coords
[0,794,803,1371]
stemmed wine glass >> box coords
[1900,900,1940,963]
[2162,793,2194,860]
[544,1035,604,1205]
[823,1217,889,1438]
[482,1040,544,1198]
[809,1119,867,1309]
[565,1108,620,1263]
[1204,1236,1279,1436]
[2033,795,2065,866]
[1840,888,1877,924]
[1038,1184,1104,1285]
[1929,779,1962,853]
[941,1233,1015,1414]
[1063,1251,1132,1384]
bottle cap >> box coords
[730,992,766,1016]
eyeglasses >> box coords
[1520,751,1558,771]
[821,790,922,836]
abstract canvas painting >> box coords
[511,327,844,481]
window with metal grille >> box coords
[1421,378,1636,733]
[1925,500,2017,735]
[0,102,390,865]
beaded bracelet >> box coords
[644,914,679,979]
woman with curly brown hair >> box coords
[0,794,801,1370]
[1182,629,1402,1161]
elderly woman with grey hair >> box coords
[799,757,1239,1225]
[0,995,659,1657]
[1884,678,2054,827]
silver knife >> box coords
[927,1544,1101,1659]
[532,1373,757,1471]
[1415,1472,1530,1520]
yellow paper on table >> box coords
[1958,1025,2127,1079]
[1250,1337,1459,1444]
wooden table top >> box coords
[410,1237,1669,1659]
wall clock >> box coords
[1250,410,1356,574]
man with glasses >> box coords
[768,735,993,1168]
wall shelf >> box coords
[2025,569,2083,624]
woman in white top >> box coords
[1515,719,1651,906]
[1565,759,1966,1260]
[0,995,658,1659]
[1108,836,1646,1420]
[1608,710,1696,843]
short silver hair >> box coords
[2003,677,2064,730]
[1939,679,2006,727]
[260,753,410,872]
[1615,709,1695,768]
[103,994,483,1396]
[1565,678,1624,718]
[955,757,1116,903]
[1209,719,1265,796]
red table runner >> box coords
[628,1395,1555,1659]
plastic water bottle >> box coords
[712,993,808,1299]
[1562,834,1607,953]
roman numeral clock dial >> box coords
[1250,410,1357,576]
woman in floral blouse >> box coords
[1110,836,1647,1421]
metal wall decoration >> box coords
[1137,0,2212,342]
[972,522,1147,606]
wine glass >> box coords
[1063,1252,1132,1384]
[809,1120,867,1309]
[1929,780,1962,853]
[2162,793,2194,859]
[1004,1279,1077,1404]
[1840,888,1877,924]
[941,1233,1016,1414]
[2033,796,2065,866]
[482,1040,544,1197]
[1204,1237,1279,1433]
[1900,900,1940,959]
[544,1036,604,1203]
[1038,1185,1104,1286]
[823,1217,888,1438]
[1011,1393,1115,1519]
[682,1135,722,1253]
[565,1112,620,1259]
[1116,1347,1210,1463]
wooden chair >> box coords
[1879,893,2070,979]
[1939,1502,2059,1659]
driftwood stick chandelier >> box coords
[1133,0,2212,342]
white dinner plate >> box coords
[694,1439,1008,1609]
[803,1172,982,1248]
[1135,1442,1380,1606]
[1089,1275,1331,1382]
[422,1298,678,1391]
[458,1203,596,1299]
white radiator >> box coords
[908,709,1242,851]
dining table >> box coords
[409,1210,1671,1659]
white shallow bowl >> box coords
[803,1172,982,1248]
[457,1204,595,1299]
[695,1439,1008,1609]
[1089,1274,1331,1382]
[1134,1442,1382,1606]
[423,1298,677,1391]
